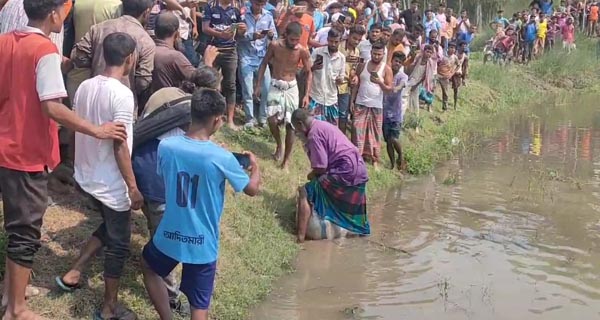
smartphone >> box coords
[260,29,269,35]
[370,71,379,78]
[232,152,251,169]
[315,54,324,65]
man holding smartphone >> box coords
[202,0,247,129]
[308,28,346,126]
[238,0,277,128]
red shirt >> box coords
[0,29,67,172]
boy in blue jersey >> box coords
[141,88,261,320]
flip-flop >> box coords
[55,276,81,293]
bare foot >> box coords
[279,161,290,172]
[226,122,239,131]
[373,162,380,171]
[2,309,46,320]
[271,148,283,162]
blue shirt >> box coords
[457,32,475,52]
[525,23,537,42]
[540,1,553,15]
[203,3,244,47]
[313,11,327,31]
[245,1,276,16]
[238,6,277,67]
[132,139,165,203]
[424,19,441,38]
[154,136,250,264]
[494,17,510,28]
[383,71,408,123]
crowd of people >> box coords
[0,0,593,319]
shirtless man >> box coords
[255,21,312,169]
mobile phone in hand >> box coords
[370,71,379,78]
[315,54,324,65]
[260,29,269,35]
[232,152,251,169]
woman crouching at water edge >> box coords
[291,109,371,242]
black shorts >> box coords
[383,121,401,142]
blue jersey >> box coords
[154,136,250,264]
[203,2,244,48]
[525,23,537,42]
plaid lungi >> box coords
[309,98,339,126]
[305,175,370,235]
[351,104,383,163]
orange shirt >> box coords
[386,43,405,65]
[277,12,315,49]
[590,5,599,21]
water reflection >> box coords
[249,98,600,320]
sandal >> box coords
[54,276,81,292]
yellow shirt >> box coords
[537,20,548,38]
[337,44,360,94]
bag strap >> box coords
[144,96,192,121]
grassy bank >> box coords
[1,38,599,320]
[402,37,600,175]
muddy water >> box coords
[249,97,600,320]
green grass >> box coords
[400,37,600,175]
[1,37,600,320]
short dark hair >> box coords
[191,88,226,124]
[392,29,405,37]
[448,42,457,48]
[23,0,66,21]
[392,51,406,61]
[382,26,392,33]
[286,21,303,37]
[122,0,154,18]
[349,25,367,36]
[291,108,311,125]
[328,2,343,9]
[102,32,136,67]
[371,41,385,51]
[328,28,341,39]
[155,12,180,39]
[370,23,383,32]
[181,65,220,93]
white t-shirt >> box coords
[309,46,346,106]
[74,76,135,212]
[314,26,349,45]
[379,3,392,21]
[358,39,388,62]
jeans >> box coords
[88,194,132,279]
[214,48,238,105]
[338,93,350,124]
[240,63,270,124]
[182,37,200,67]
[142,201,180,304]
[0,167,47,268]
